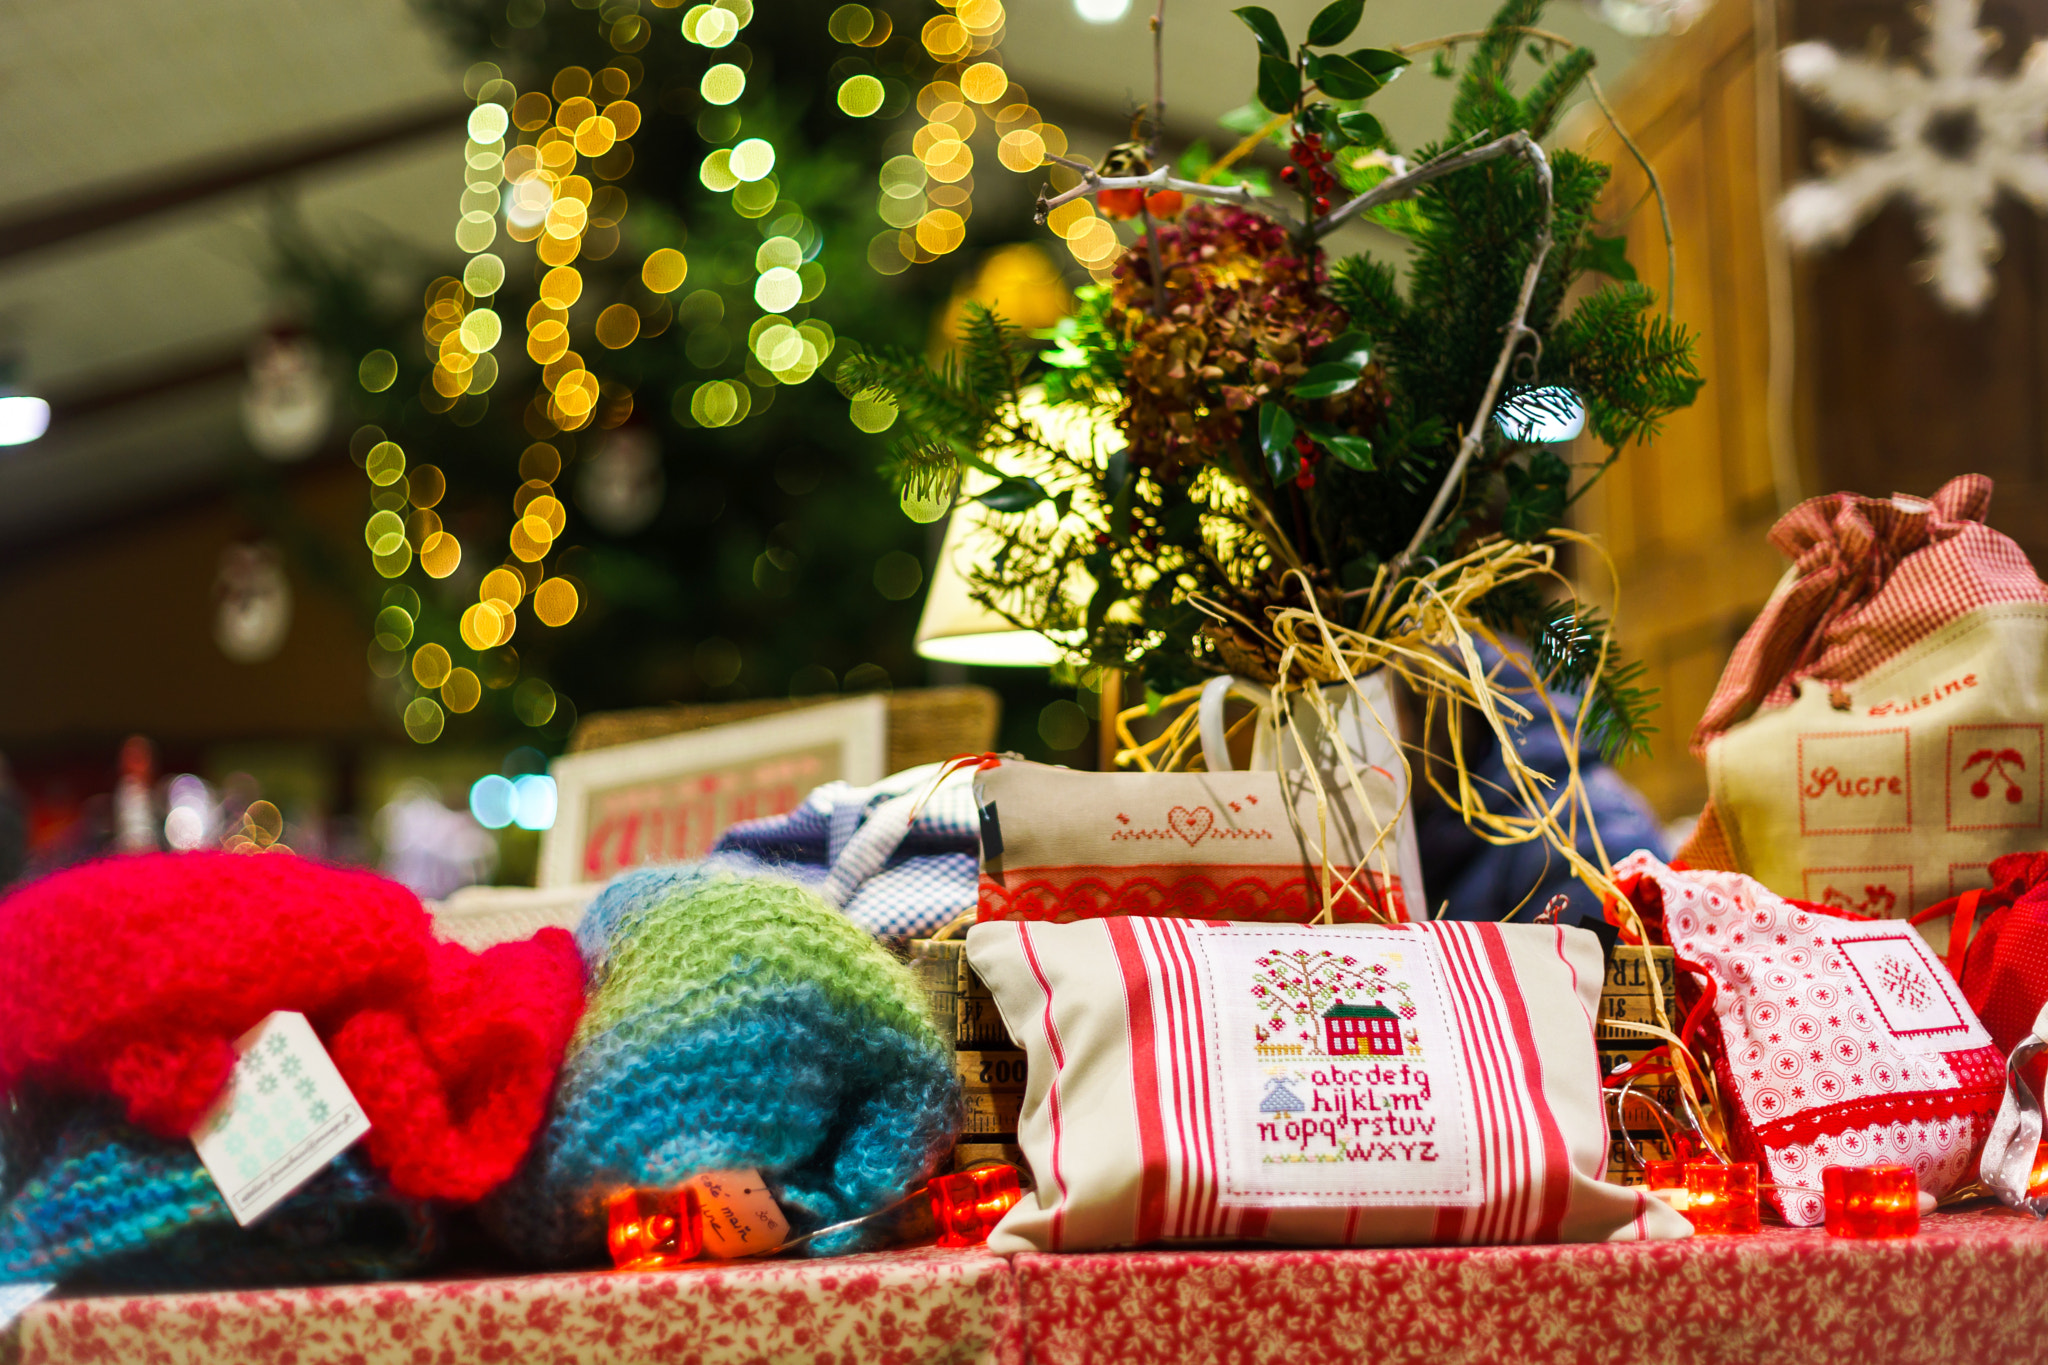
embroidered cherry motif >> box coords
[1964,747,2027,803]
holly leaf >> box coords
[1317,329,1372,369]
[1336,109,1385,147]
[1233,6,1289,59]
[1257,54,1303,114]
[1305,0,1364,47]
[1306,52,1381,100]
[1347,47,1412,76]
[1303,420,1375,470]
[1291,362,1362,398]
[1581,231,1638,283]
[1258,402,1299,483]
[977,476,1048,512]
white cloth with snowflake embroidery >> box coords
[1619,852,2004,1224]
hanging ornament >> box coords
[214,542,293,663]
[240,326,332,460]
[1779,0,2048,312]
[576,424,665,536]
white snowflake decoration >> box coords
[1779,0,2048,311]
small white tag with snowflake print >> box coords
[190,1012,371,1227]
[688,1168,792,1258]
[0,1281,55,1332]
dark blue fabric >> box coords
[1415,640,1668,932]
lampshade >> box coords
[912,391,1106,668]
[914,504,1068,666]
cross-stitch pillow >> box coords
[964,915,1689,1250]
[1616,852,2005,1225]
[974,759,1420,925]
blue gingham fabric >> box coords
[713,762,980,943]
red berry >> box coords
[1094,532,1112,546]
[1146,189,1185,218]
[1293,434,1314,454]
[1280,165,1298,184]
[1315,196,1330,212]
[1297,469,1317,488]
[1095,187,1146,220]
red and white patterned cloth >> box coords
[1692,473,2044,752]
[14,1248,1024,1365]
[1618,854,2005,1224]
[18,1213,2048,1365]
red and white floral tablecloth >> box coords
[11,1247,1024,1365]
[14,1210,2048,1365]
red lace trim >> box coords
[977,864,1403,925]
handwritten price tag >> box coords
[687,1168,791,1258]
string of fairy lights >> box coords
[357,0,1083,743]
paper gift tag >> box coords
[0,1282,55,1333]
[687,1168,791,1258]
[191,1012,371,1227]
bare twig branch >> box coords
[1397,133,1556,567]
[1036,156,1301,233]
[1586,72,1676,318]
[1308,130,1525,240]
[1139,199,1168,317]
[1393,25,1580,56]
[1150,0,1166,151]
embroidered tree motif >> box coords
[1965,748,2028,803]
[1250,950,1414,1050]
[1876,954,1933,1012]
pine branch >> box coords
[1518,46,1594,140]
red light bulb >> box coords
[1822,1165,1919,1239]
[928,1163,1024,1247]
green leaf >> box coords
[1291,362,1362,398]
[1316,329,1372,369]
[1233,6,1289,58]
[1217,100,1282,136]
[1302,419,1375,470]
[978,476,1048,512]
[1257,402,1298,483]
[1581,231,1638,283]
[1335,109,1384,146]
[1257,54,1302,114]
[1305,52,1381,100]
[1305,0,1363,47]
[1347,47,1411,76]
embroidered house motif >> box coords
[1323,1002,1403,1057]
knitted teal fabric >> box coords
[485,863,961,1263]
[0,1103,438,1288]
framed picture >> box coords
[539,695,888,887]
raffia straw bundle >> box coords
[1113,532,1724,1146]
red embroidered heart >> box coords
[1167,805,1214,846]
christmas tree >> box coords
[271,0,1073,751]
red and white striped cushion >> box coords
[964,917,1689,1250]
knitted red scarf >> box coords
[0,852,584,1203]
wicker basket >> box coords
[566,686,1002,775]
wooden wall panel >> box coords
[1568,0,1789,820]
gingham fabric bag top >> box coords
[1682,474,2048,921]
[1617,853,2004,1225]
[965,916,1689,1251]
